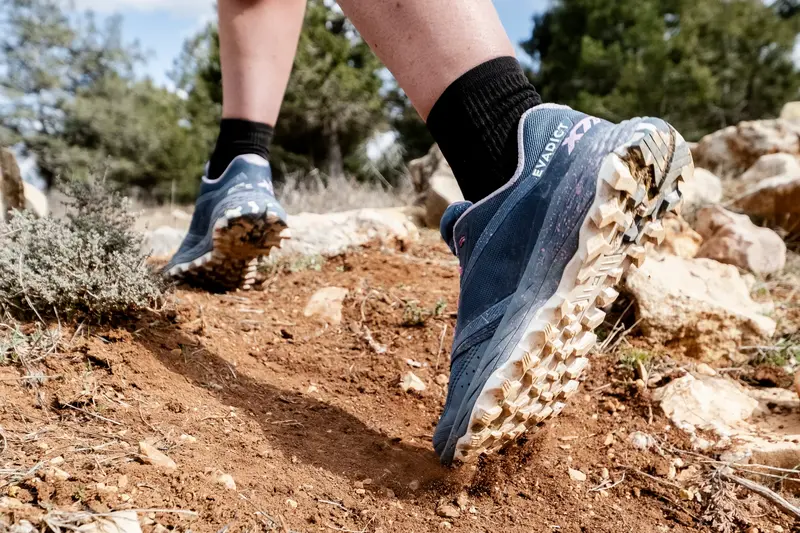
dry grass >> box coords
[276,171,415,215]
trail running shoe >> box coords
[434,104,694,464]
[164,154,288,292]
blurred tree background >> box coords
[0,0,797,203]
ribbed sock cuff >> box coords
[208,119,274,180]
[427,57,542,202]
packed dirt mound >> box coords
[0,234,795,532]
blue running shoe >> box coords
[434,104,694,464]
[164,155,288,292]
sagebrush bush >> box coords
[0,180,164,321]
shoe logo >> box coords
[533,121,571,178]
[563,117,601,154]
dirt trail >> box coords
[0,233,793,532]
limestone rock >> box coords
[138,441,177,471]
[654,374,758,435]
[216,473,237,491]
[732,174,800,240]
[568,468,587,482]
[408,145,464,228]
[400,372,426,393]
[692,119,800,178]
[141,226,187,260]
[0,148,25,222]
[695,205,786,275]
[780,101,800,121]
[659,215,702,259]
[303,287,349,326]
[436,502,460,519]
[739,153,800,184]
[624,255,775,362]
[276,207,419,258]
[22,182,48,218]
[680,168,722,215]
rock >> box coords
[408,479,420,490]
[286,498,298,509]
[740,153,800,184]
[780,101,800,121]
[118,474,129,489]
[680,168,722,215]
[277,207,419,258]
[141,226,187,260]
[654,374,758,435]
[216,473,236,491]
[695,205,786,275]
[568,468,587,482]
[694,363,717,377]
[659,215,702,259]
[179,434,197,444]
[45,467,71,481]
[692,119,800,178]
[408,145,464,228]
[0,148,25,222]
[628,432,655,451]
[732,173,800,240]
[138,441,177,472]
[436,502,461,519]
[400,371,426,393]
[303,287,349,326]
[624,255,775,362]
[81,511,142,533]
[435,374,449,386]
[22,182,48,218]
[456,492,469,509]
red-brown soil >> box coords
[0,234,793,532]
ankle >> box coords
[208,119,274,180]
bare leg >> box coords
[218,0,306,124]
[337,0,516,119]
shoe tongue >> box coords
[440,201,473,255]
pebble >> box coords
[118,475,129,489]
[468,506,478,515]
[603,434,614,446]
[436,503,460,519]
[385,489,396,498]
[286,499,298,509]
[456,492,469,509]
[408,480,420,490]
[217,473,237,491]
[138,441,177,472]
[601,468,609,480]
[170,348,182,356]
[400,372,426,393]
[355,488,366,495]
[179,434,197,444]
[568,468,587,482]
[439,522,452,529]
[435,374,449,386]
[695,363,717,376]
[628,431,653,450]
[679,488,694,501]
[49,456,65,466]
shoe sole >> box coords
[166,209,289,292]
[453,123,693,463]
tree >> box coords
[522,0,800,140]
[175,0,388,181]
[0,0,208,201]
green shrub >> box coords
[0,180,164,321]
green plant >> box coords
[0,179,164,321]
[619,348,653,372]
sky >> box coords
[70,0,549,90]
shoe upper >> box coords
[434,104,660,463]
[166,155,286,270]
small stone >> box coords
[400,372,426,393]
[406,359,423,368]
[303,287,349,326]
[306,385,318,394]
[568,468,587,482]
[672,458,684,469]
[216,473,237,491]
[436,502,461,519]
[362,478,373,485]
[408,480,420,490]
[468,506,478,515]
[435,374,449,386]
[153,525,168,533]
[695,363,717,377]
[679,488,694,501]
[628,432,653,450]
[170,348,182,357]
[179,434,197,444]
[355,488,366,495]
[440,522,452,529]
[49,456,65,466]
[120,494,131,502]
[774,526,784,532]
[354,481,364,489]
[603,434,614,446]
[286,499,298,509]
[138,441,177,471]
[456,491,469,509]
[50,468,70,481]
[601,468,609,480]
[633,487,641,498]
[747,528,759,533]
[385,488,396,498]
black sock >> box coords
[208,119,274,180]
[426,57,542,203]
